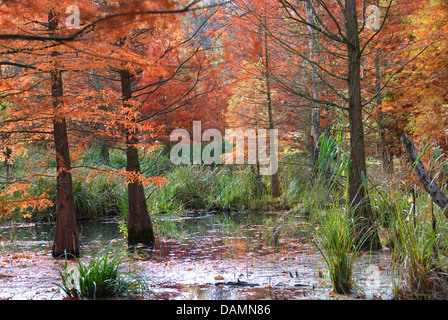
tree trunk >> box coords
[49,10,79,258]
[52,109,79,258]
[263,15,281,198]
[305,0,321,168]
[100,142,110,166]
[120,68,155,247]
[344,0,381,250]
[4,146,13,185]
[252,127,264,196]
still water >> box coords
[0,213,393,300]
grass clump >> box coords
[387,191,448,299]
[56,250,149,300]
[312,206,365,295]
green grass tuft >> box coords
[56,249,149,300]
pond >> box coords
[0,213,393,300]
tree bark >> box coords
[305,0,321,168]
[263,14,281,198]
[344,0,381,250]
[100,142,111,166]
[120,68,155,247]
[49,10,79,258]
[253,127,264,196]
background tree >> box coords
[380,0,448,154]
[222,0,296,198]
[270,0,394,249]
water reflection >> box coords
[0,218,125,253]
[0,213,394,300]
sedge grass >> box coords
[312,206,368,294]
[56,249,149,300]
[387,190,448,299]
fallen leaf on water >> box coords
[214,275,224,280]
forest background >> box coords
[0,0,447,299]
